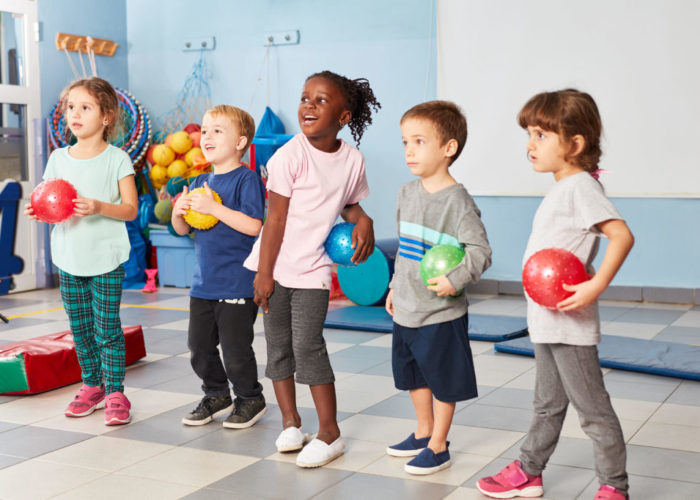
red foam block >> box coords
[0,325,146,395]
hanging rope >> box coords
[249,41,272,110]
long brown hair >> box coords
[61,77,122,142]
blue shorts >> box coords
[392,314,478,402]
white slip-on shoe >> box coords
[275,426,309,452]
[296,437,345,468]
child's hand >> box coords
[188,182,218,215]
[385,288,394,316]
[557,279,605,311]
[24,203,38,221]
[253,273,275,313]
[73,197,101,217]
[350,215,375,264]
[427,275,458,297]
[172,186,191,218]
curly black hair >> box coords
[306,70,381,146]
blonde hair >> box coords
[204,105,256,155]
[61,77,122,142]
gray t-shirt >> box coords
[389,180,492,328]
[524,172,622,345]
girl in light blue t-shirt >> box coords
[24,77,138,426]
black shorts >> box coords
[392,314,478,402]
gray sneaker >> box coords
[223,396,267,429]
[182,395,233,426]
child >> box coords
[477,89,634,500]
[24,77,138,425]
[171,105,267,429]
[244,70,380,468]
[385,101,492,475]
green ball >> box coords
[154,199,173,223]
[420,244,466,287]
[166,176,188,197]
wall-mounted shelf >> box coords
[55,33,118,57]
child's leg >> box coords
[289,287,337,444]
[409,387,434,438]
[217,298,264,399]
[88,265,126,394]
[188,297,230,397]
[263,282,300,428]
[519,343,569,477]
[429,397,456,453]
[550,344,628,495]
[59,270,102,387]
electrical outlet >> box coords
[264,30,299,46]
[183,36,215,51]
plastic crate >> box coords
[149,229,195,287]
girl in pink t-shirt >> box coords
[246,70,380,468]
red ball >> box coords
[522,248,588,308]
[30,179,78,223]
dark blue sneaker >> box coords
[404,444,451,475]
[386,433,431,457]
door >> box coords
[0,0,41,292]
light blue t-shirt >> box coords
[43,145,135,276]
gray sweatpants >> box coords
[519,343,629,495]
[263,281,334,386]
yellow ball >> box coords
[150,164,168,185]
[185,147,204,167]
[170,131,193,154]
[167,159,188,178]
[184,187,222,230]
[153,145,175,166]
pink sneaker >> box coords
[104,392,132,425]
[476,460,544,498]
[595,485,628,499]
[65,384,105,417]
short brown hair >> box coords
[61,77,122,142]
[400,100,467,164]
[518,89,602,173]
[204,105,256,155]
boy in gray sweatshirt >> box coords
[385,101,492,475]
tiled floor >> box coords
[1,288,700,499]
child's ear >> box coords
[444,138,458,159]
[236,135,248,151]
[339,110,352,128]
[570,134,586,157]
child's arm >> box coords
[171,185,192,236]
[188,182,262,236]
[73,174,138,221]
[558,219,634,311]
[341,203,374,264]
[254,191,290,313]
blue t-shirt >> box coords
[189,167,265,299]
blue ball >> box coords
[325,222,356,266]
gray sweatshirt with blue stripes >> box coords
[388,180,492,328]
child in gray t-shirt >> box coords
[385,101,491,476]
[477,90,634,500]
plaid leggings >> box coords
[59,265,126,394]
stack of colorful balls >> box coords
[147,124,210,191]
[147,124,212,237]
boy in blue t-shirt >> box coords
[172,105,266,428]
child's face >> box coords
[200,113,246,166]
[525,125,581,180]
[298,77,350,144]
[401,118,453,179]
[65,86,106,141]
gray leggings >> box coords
[263,281,334,385]
[520,343,628,495]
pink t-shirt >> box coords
[244,133,369,289]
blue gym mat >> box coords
[324,306,528,342]
[495,335,700,381]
